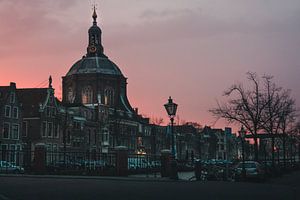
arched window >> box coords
[104,88,114,106]
[82,86,93,104]
[67,87,74,103]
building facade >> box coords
[0,82,23,164]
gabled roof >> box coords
[17,88,49,117]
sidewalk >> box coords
[128,171,195,181]
[0,171,195,182]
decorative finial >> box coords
[92,5,97,23]
[49,76,52,88]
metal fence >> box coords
[0,149,165,176]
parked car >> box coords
[234,161,265,181]
[0,161,24,174]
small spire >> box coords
[92,5,97,24]
[49,76,52,88]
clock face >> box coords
[89,46,97,53]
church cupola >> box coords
[87,6,105,57]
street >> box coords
[1,171,300,200]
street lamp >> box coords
[238,125,246,180]
[164,96,178,180]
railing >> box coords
[0,149,196,176]
[0,149,164,176]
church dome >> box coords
[66,56,123,76]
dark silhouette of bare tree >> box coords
[210,72,297,161]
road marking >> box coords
[0,194,10,200]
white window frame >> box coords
[9,144,16,163]
[22,121,28,137]
[54,124,59,138]
[4,105,11,118]
[11,123,19,140]
[13,107,19,119]
[47,122,53,137]
[42,121,47,137]
[3,122,10,139]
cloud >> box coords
[103,4,300,50]
[0,0,82,57]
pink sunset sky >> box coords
[0,0,299,131]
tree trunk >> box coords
[254,137,259,161]
[283,136,286,170]
[272,136,275,167]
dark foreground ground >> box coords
[1,171,299,200]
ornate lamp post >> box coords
[239,126,246,180]
[164,96,178,179]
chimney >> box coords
[10,82,16,89]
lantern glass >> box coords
[164,97,178,117]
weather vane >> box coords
[90,0,98,11]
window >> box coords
[52,108,56,116]
[94,130,97,145]
[3,123,10,139]
[22,121,28,137]
[5,106,11,118]
[53,144,58,152]
[67,131,71,144]
[104,88,114,106]
[54,124,59,138]
[47,107,51,117]
[88,129,91,145]
[42,122,47,137]
[10,93,15,103]
[10,144,16,163]
[47,122,53,137]
[11,124,19,139]
[13,107,18,119]
[220,144,225,151]
[82,86,93,104]
[1,145,8,161]
[102,133,109,142]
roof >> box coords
[17,88,48,117]
[0,83,17,105]
[66,56,123,76]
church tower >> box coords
[86,6,105,57]
[62,7,134,116]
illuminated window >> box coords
[104,88,114,106]
[82,86,93,104]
